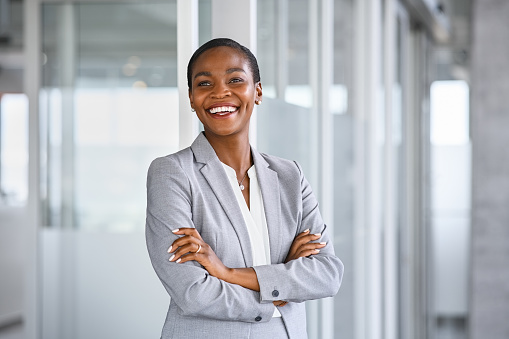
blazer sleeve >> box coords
[145,156,275,323]
[252,161,344,304]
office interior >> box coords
[1,0,508,338]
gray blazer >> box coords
[146,133,343,339]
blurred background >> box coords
[0,0,507,338]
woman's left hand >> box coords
[168,228,231,279]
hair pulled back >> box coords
[187,38,261,90]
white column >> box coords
[211,0,256,51]
[178,0,199,149]
[353,0,384,337]
[23,0,41,338]
[383,0,398,338]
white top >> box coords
[221,163,281,317]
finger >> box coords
[295,229,310,240]
[296,242,327,252]
[172,227,203,240]
[175,252,199,264]
[170,234,201,251]
[169,242,200,262]
[296,248,321,258]
[292,234,323,249]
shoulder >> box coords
[147,147,194,181]
[257,152,303,179]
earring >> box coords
[191,108,195,112]
[255,100,261,105]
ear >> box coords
[188,89,194,110]
[255,82,263,104]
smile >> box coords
[207,106,238,115]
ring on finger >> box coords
[196,244,201,254]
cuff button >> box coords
[272,290,280,297]
[255,316,262,322]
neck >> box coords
[204,130,252,174]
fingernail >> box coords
[314,249,320,253]
[176,258,181,263]
[167,246,172,253]
[314,233,321,237]
[172,229,179,233]
[320,242,327,245]
[304,229,310,233]
[169,254,175,261]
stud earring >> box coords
[191,108,195,112]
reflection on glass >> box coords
[41,2,178,232]
[0,94,29,206]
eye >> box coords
[229,78,244,84]
[197,81,211,87]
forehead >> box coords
[192,46,251,75]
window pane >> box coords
[0,94,28,206]
[41,2,178,231]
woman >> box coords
[146,38,343,339]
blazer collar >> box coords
[251,150,283,264]
[191,133,283,265]
[191,133,253,267]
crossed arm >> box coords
[167,227,327,306]
[146,156,343,321]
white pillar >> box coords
[177,0,199,149]
[23,0,41,337]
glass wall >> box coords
[38,2,181,338]
[41,2,179,231]
[430,80,470,338]
[256,0,317,187]
[0,94,28,206]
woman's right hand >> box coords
[284,229,326,263]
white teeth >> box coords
[209,106,237,114]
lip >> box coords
[204,102,239,118]
[205,102,238,110]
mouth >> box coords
[206,105,239,116]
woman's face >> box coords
[188,46,262,139]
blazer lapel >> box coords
[191,133,254,267]
[252,149,283,264]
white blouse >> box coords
[221,163,282,317]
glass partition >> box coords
[0,94,29,206]
[41,2,179,231]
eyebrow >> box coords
[226,68,246,74]
[194,71,212,79]
[193,68,246,80]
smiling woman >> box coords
[145,38,344,339]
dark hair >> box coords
[187,38,261,90]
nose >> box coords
[210,82,231,99]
